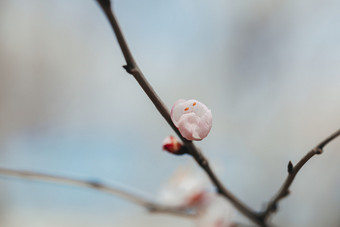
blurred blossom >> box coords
[195,195,234,227]
[158,166,210,207]
[171,99,212,141]
[159,166,234,227]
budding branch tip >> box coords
[287,161,293,174]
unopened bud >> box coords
[162,136,183,154]
[170,99,212,141]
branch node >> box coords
[123,64,137,74]
[282,190,290,198]
[287,161,293,174]
[200,159,208,168]
[270,203,278,212]
[314,148,323,155]
[217,188,224,195]
[147,204,157,212]
[169,147,187,156]
[177,145,189,155]
[89,180,103,189]
[122,64,131,73]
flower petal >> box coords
[170,99,186,127]
[177,113,201,140]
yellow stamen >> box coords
[184,107,189,111]
[193,102,197,106]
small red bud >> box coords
[162,136,182,154]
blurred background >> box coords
[0,0,340,226]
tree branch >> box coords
[0,167,194,218]
[95,0,263,226]
[261,128,340,223]
[95,1,340,226]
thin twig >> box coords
[261,128,340,224]
[95,0,180,139]
[0,167,195,218]
[95,1,263,226]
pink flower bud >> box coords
[162,136,182,154]
[171,99,212,141]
